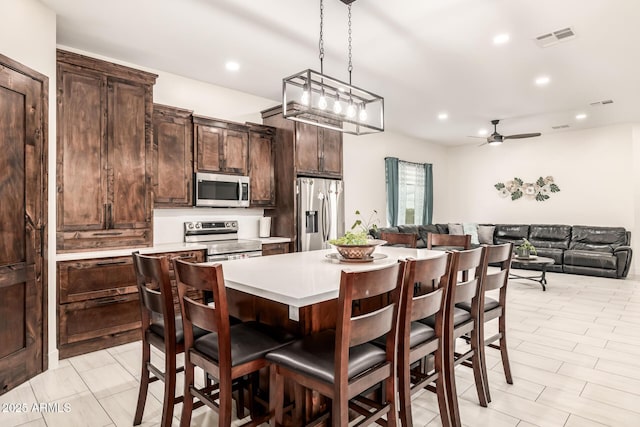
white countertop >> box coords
[55,237,292,261]
[210,247,445,308]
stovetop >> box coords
[184,220,261,254]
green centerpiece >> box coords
[329,210,385,259]
[516,238,537,259]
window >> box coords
[385,157,433,226]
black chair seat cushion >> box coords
[455,297,500,313]
[265,330,387,384]
[149,316,208,344]
[421,307,471,328]
[372,322,435,349]
[564,250,617,270]
[193,321,295,367]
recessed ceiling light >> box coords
[225,61,240,71]
[535,76,550,86]
[575,113,587,120]
[478,129,488,136]
[493,33,510,45]
[438,112,448,120]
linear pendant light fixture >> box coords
[282,0,384,135]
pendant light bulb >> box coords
[358,106,367,122]
[318,92,328,110]
[333,100,342,114]
[301,84,310,106]
[346,102,356,118]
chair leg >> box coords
[218,375,233,427]
[235,376,246,419]
[385,376,398,427]
[180,358,195,427]
[398,352,412,427]
[443,336,461,427]
[332,393,349,427]
[161,352,177,427]
[134,340,151,425]
[269,365,284,427]
[471,328,488,407]
[499,315,513,384]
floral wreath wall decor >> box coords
[495,176,560,201]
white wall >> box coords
[0,0,58,366]
[343,132,448,230]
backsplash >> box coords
[153,208,266,244]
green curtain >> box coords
[422,163,433,225]
[384,157,399,226]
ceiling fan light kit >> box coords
[282,0,384,135]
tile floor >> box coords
[2,270,640,426]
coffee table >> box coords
[509,256,554,291]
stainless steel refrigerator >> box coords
[297,177,345,251]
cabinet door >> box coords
[58,257,136,304]
[295,122,320,174]
[108,79,150,232]
[57,65,107,238]
[249,130,275,207]
[222,129,249,174]
[262,242,290,256]
[319,127,343,176]
[153,105,193,207]
[195,124,223,172]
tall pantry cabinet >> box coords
[56,50,157,251]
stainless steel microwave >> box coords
[194,172,250,208]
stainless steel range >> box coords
[184,220,262,262]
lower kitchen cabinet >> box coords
[261,242,290,256]
[57,249,205,358]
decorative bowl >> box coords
[331,239,387,259]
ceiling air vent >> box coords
[552,124,570,130]
[535,27,576,47]
[590,99,614,106]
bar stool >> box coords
[381,231,418,248]
[173,259,295,427]
[266,262,405,426]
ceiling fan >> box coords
[480,119,541,146]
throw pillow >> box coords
[448,223,464,235]
[477,225,496,245]
[463,223,479,245]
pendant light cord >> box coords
[319,0,324,74]
[348,4,353,85]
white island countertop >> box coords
[210,247,445,308]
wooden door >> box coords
[152,104,193,207]
[195,124,223,172]
[248,128,275,207]
[107,78,150,232]
[0,55,47,395]
[295,122,320,174]
[56,64,106,240]
[222,129,248,174]
[319,127,342,176]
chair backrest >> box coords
[334,262,405,377]
[427,233,471,250]
[447,247,486,306]
[132,252,176,335]
[173,259,231,365]
[381,232,417,248]
[483,243,513,294]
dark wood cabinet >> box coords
[248,124,276,207]
[56,50,156,252]
[295,120,343,177]
[193,115,249,175]
[152,104,193,207]
[261,242,290,256]
[57,249,205,358]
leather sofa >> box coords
[371,223,633,279]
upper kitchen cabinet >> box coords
[295,120,343,177]
[247,123,276,207]
[56,50,157,252]
[152,104,193,207]
[193,115,248,175]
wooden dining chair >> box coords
[266,262,405,426]
[381,231,418,248]
[132,252,208,427]
[456,243,514,403]
[427,233,471,250]
[395,253,454,427]
[173,259,295,427]
[421,247,487,426]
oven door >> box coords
[195,172,250,208]
[207,250,262,262]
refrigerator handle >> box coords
[322,193,330,242]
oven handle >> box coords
[208,254,230,262]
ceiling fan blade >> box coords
[504,132,542,140]
[467,135,485,139]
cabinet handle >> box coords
[107,203,114,229]
[96,260,128,266]
[92,231,123,236]
[95,296,128,305]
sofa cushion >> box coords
[564,250,617,270]
[448,223,464,235]
[528,224,571,249]
[569,226,628,252]
[370,226,398,239]
[477,225,495,245]
[463,223,480,245]
[494,224,529,245]
[435,224,449,234]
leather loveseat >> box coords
[372,223,633,279]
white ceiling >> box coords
[41,0,640,145]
